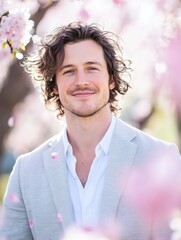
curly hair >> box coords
[22,22,131,117]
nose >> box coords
[74,70,89,86]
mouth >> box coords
[71,90,95,97]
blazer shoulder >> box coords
[115,118,181,163]
[16,130,64,166]
[116,118,178,148]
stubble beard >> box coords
[63,99,109,118]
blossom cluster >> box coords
[0,4,34,59]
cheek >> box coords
[56,81,67,91]
[57,83,70,100]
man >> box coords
[1,22,181,240]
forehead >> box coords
[63,39,105,64]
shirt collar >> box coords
[96,115,116,155]
[63,115,116,156]
[63,126,72,156]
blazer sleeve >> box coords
[0,157,34,240]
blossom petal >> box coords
[29,220,34,228]
[8,193,20,203]
[51,152,59,159]
[57,213,62,222]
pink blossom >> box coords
[62,226,110,240]
[113,0,124,4]
[62,221,121,240]
[29,220,34,229]
[0,7,34,55]
[120,150,181,222]
[0,47,11,60]
[163,32,181,114]
[79,8,90,20]
[99,220,122,240]
[57,213,62,222]
[51,152,59,159]
[8,193,19,203]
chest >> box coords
[75,154,94,186]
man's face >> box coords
[55,39,115,118]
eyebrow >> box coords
[59,64,74,72]
[85,61,102,67]
[59,61,102,72]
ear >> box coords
[109,76,115,90]
[53,87,59,95]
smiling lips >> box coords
[71,89,96,97]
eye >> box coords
[87,66,99,71]
[63,69,75,75]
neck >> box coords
[65,105,113,153]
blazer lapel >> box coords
[43,134,74,230]
[99,119,138,223]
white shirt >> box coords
[63,116,116,228]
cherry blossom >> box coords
[79,8,90,20]
[62,226,109,240]
[51,152,59,159]
[29,220,34,228]
[8,193,19,203]
[120,150,181,223]
[113,0,124,4]
[57,213,62,222]
[0,1,34,58]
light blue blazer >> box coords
[1,119,180,240]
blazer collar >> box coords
[99,118,138,224]
[43,134,74,230]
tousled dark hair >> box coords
[22,22,131,117]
